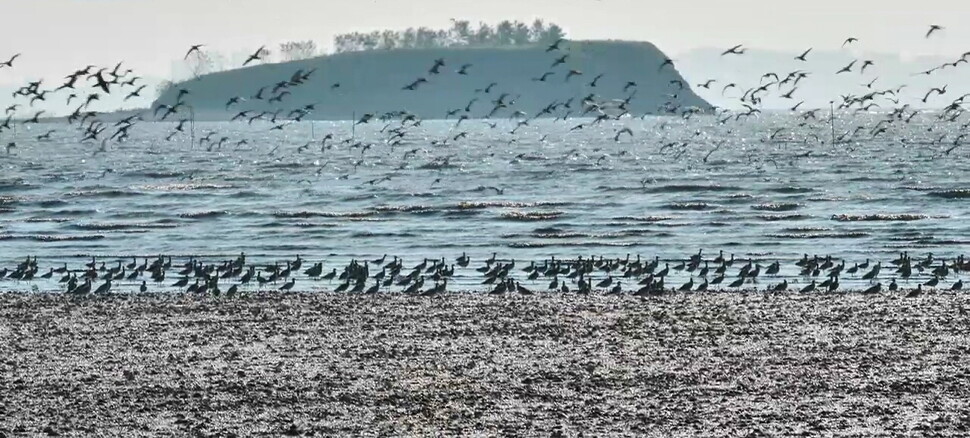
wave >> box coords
[273,210,376,218]
[48,209,99,217]
[179,210,229,219]
[500,211,565,221]
[258,221,339,228]
[374,205,438,213]
[927,189,970,199]
[611,216,673,222]
[351,232,418,238]
[831,214,937,222]
[24,217,71,223]
[65,189,141,198]
[530,232,634,239]
[456,201,568,209]
[897,185,945,192]
[757,214,810,221]
[340,194,379,202]
[31,199,70,208]
[125,171,184,179]
[292,222,339,228]
[508,241,639,248]
[665,202,716,210]
[259,162,309,170]
[782,227,831,232]
[642,184,742,193]
[846,176,902,182]
[0,179,30,192]
[0,234,105,241]
[767,232,869,239]
[228,191,265,198]
[766,187,815,194]
[751,202,801,212]
[138,183,235,191]
[71,222,180,231]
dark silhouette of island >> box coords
[153,40,711,121]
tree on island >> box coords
[279,40,319,62]
[332,19,568,53]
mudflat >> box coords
[2,291,970,437]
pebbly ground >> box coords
[2,291,970,437]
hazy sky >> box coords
[1,0,967,86]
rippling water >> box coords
[0,113,968,290]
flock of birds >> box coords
[0,25,968,295]
[0,251,966,296]
[0,23,966,167]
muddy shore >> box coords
[3,291,970,437]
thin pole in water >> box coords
[351,111,356,140]
[188,105,196,149]
[829,101,836,145]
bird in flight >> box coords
[429,58,445,75]
[184,44,205,59]
[721,44,746,56]
[842,37,858,47]
[697,79,716,89]
[836,60,857,74]
[926,24,944,38]
[124,85,146,101]
[0,53,20,68]
[795,48,812,61]
[545,38,566,52]
[243,46,266,66]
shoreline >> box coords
[0,286,944,297]
[3,291,969,436]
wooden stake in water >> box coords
[829,101,836,145]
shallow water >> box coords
[0,113,967,291]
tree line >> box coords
[333,19,566,53]
[164,19,565,98]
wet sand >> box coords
[3,291,970,437]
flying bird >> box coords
[842,37,858,47]
[184,44,205,59]
[545,38,566,52]
[721,44,746,56]
[658,58,674,72]
[926,24,944,38]
[0,53,20,68]
[836,60,857,74]
[124,85,146,101]
[243,46,266,66]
